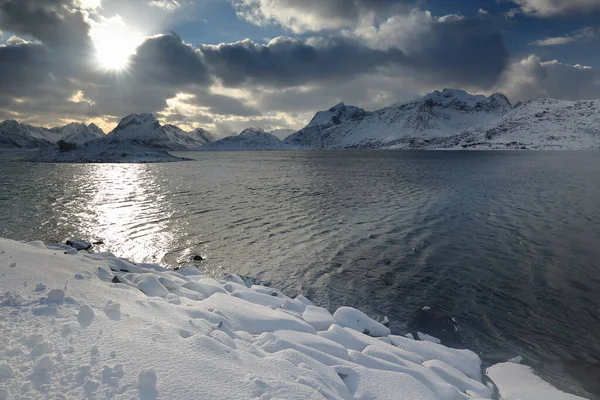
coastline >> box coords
[0,238,588,399]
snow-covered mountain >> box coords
[443,98,600,150]
[284,89,513,149]
[53,122,105,145]
[284,103,367,149]
[0,120,54,149]
[103,114,212,150]
[27,114,204,163]
[0,120,104,149]
[188,127,215,144]
[200,127,285,151]
[162,124,213,149]
[104,113,174,149]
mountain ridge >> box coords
[4,88,600,154]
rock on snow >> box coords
[0,238,587,399]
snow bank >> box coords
[0,238,587,399]
[487,362,587,400]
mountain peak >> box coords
[87,123,104,134]
[329,102,346,111]
[115,113,159,131]
[420,88,487,106]
[240,127,266,136]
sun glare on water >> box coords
[92,16,144,71]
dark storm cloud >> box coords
[200,17,509,90]
[129,32,211,86]
[200,36,407,87]
[408,18,510,88]
[0,0,91,50]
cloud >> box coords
[531,27,598,46]
[200,15,508,91]
[147,0,181,11]
[497,55,600,101]
[233,0,412,33]
[200,36,407,87]
[5,35,30,45]
[0,0,92,50]
[511,0,600,17]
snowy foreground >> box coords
[0,239,587,400]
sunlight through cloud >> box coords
[91,15,144,71]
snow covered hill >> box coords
[284,89,513,149]
[162,124,213,149]
[440,98,600,150]
[27,114,202,162]
[0,120,104,149]
[200,127,285,151]
[54,123,105,145]
[103,113,176,149]
[0,120,54,149]
[27,142,189,163]
[0,238,588,399]
[283,103,368,149]
[103,114,212,150]
[189,127,215,144]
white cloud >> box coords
[69,90,96,106]
[478,8,489,15]
[496,55,600,101]
[437,14,464,23]
[6,35,30,45]
[512,0,600,17]
[354,10,434,52]
[77,0,103,10]
[232,0,409,34]
[147,0,181,11]
[531,27,597,46]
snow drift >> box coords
[0,238,587,399]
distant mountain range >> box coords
[3,89,600,158]
[284,89,600,150]
[199,127,284,151]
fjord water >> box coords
[1,151,599,397]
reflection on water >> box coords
[82,164,176,263]
[1,151,600,398]
[0,162,176,265]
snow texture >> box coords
[487,362,587,400]
[9,114,214,162]
[285,89,600,150]
[0,238,587,399]
[284,90,513,149]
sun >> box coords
[91,16,143,71]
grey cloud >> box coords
[0,0,91,50]
[512,0,600,16]
[200,17,509,90]
[498,55,600,101]
[129,33,211,86]
[191,91,262,116]
[200,36,407,87]
[234,0,414,32]
[407,18,510,88]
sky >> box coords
[0,0,599,136]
